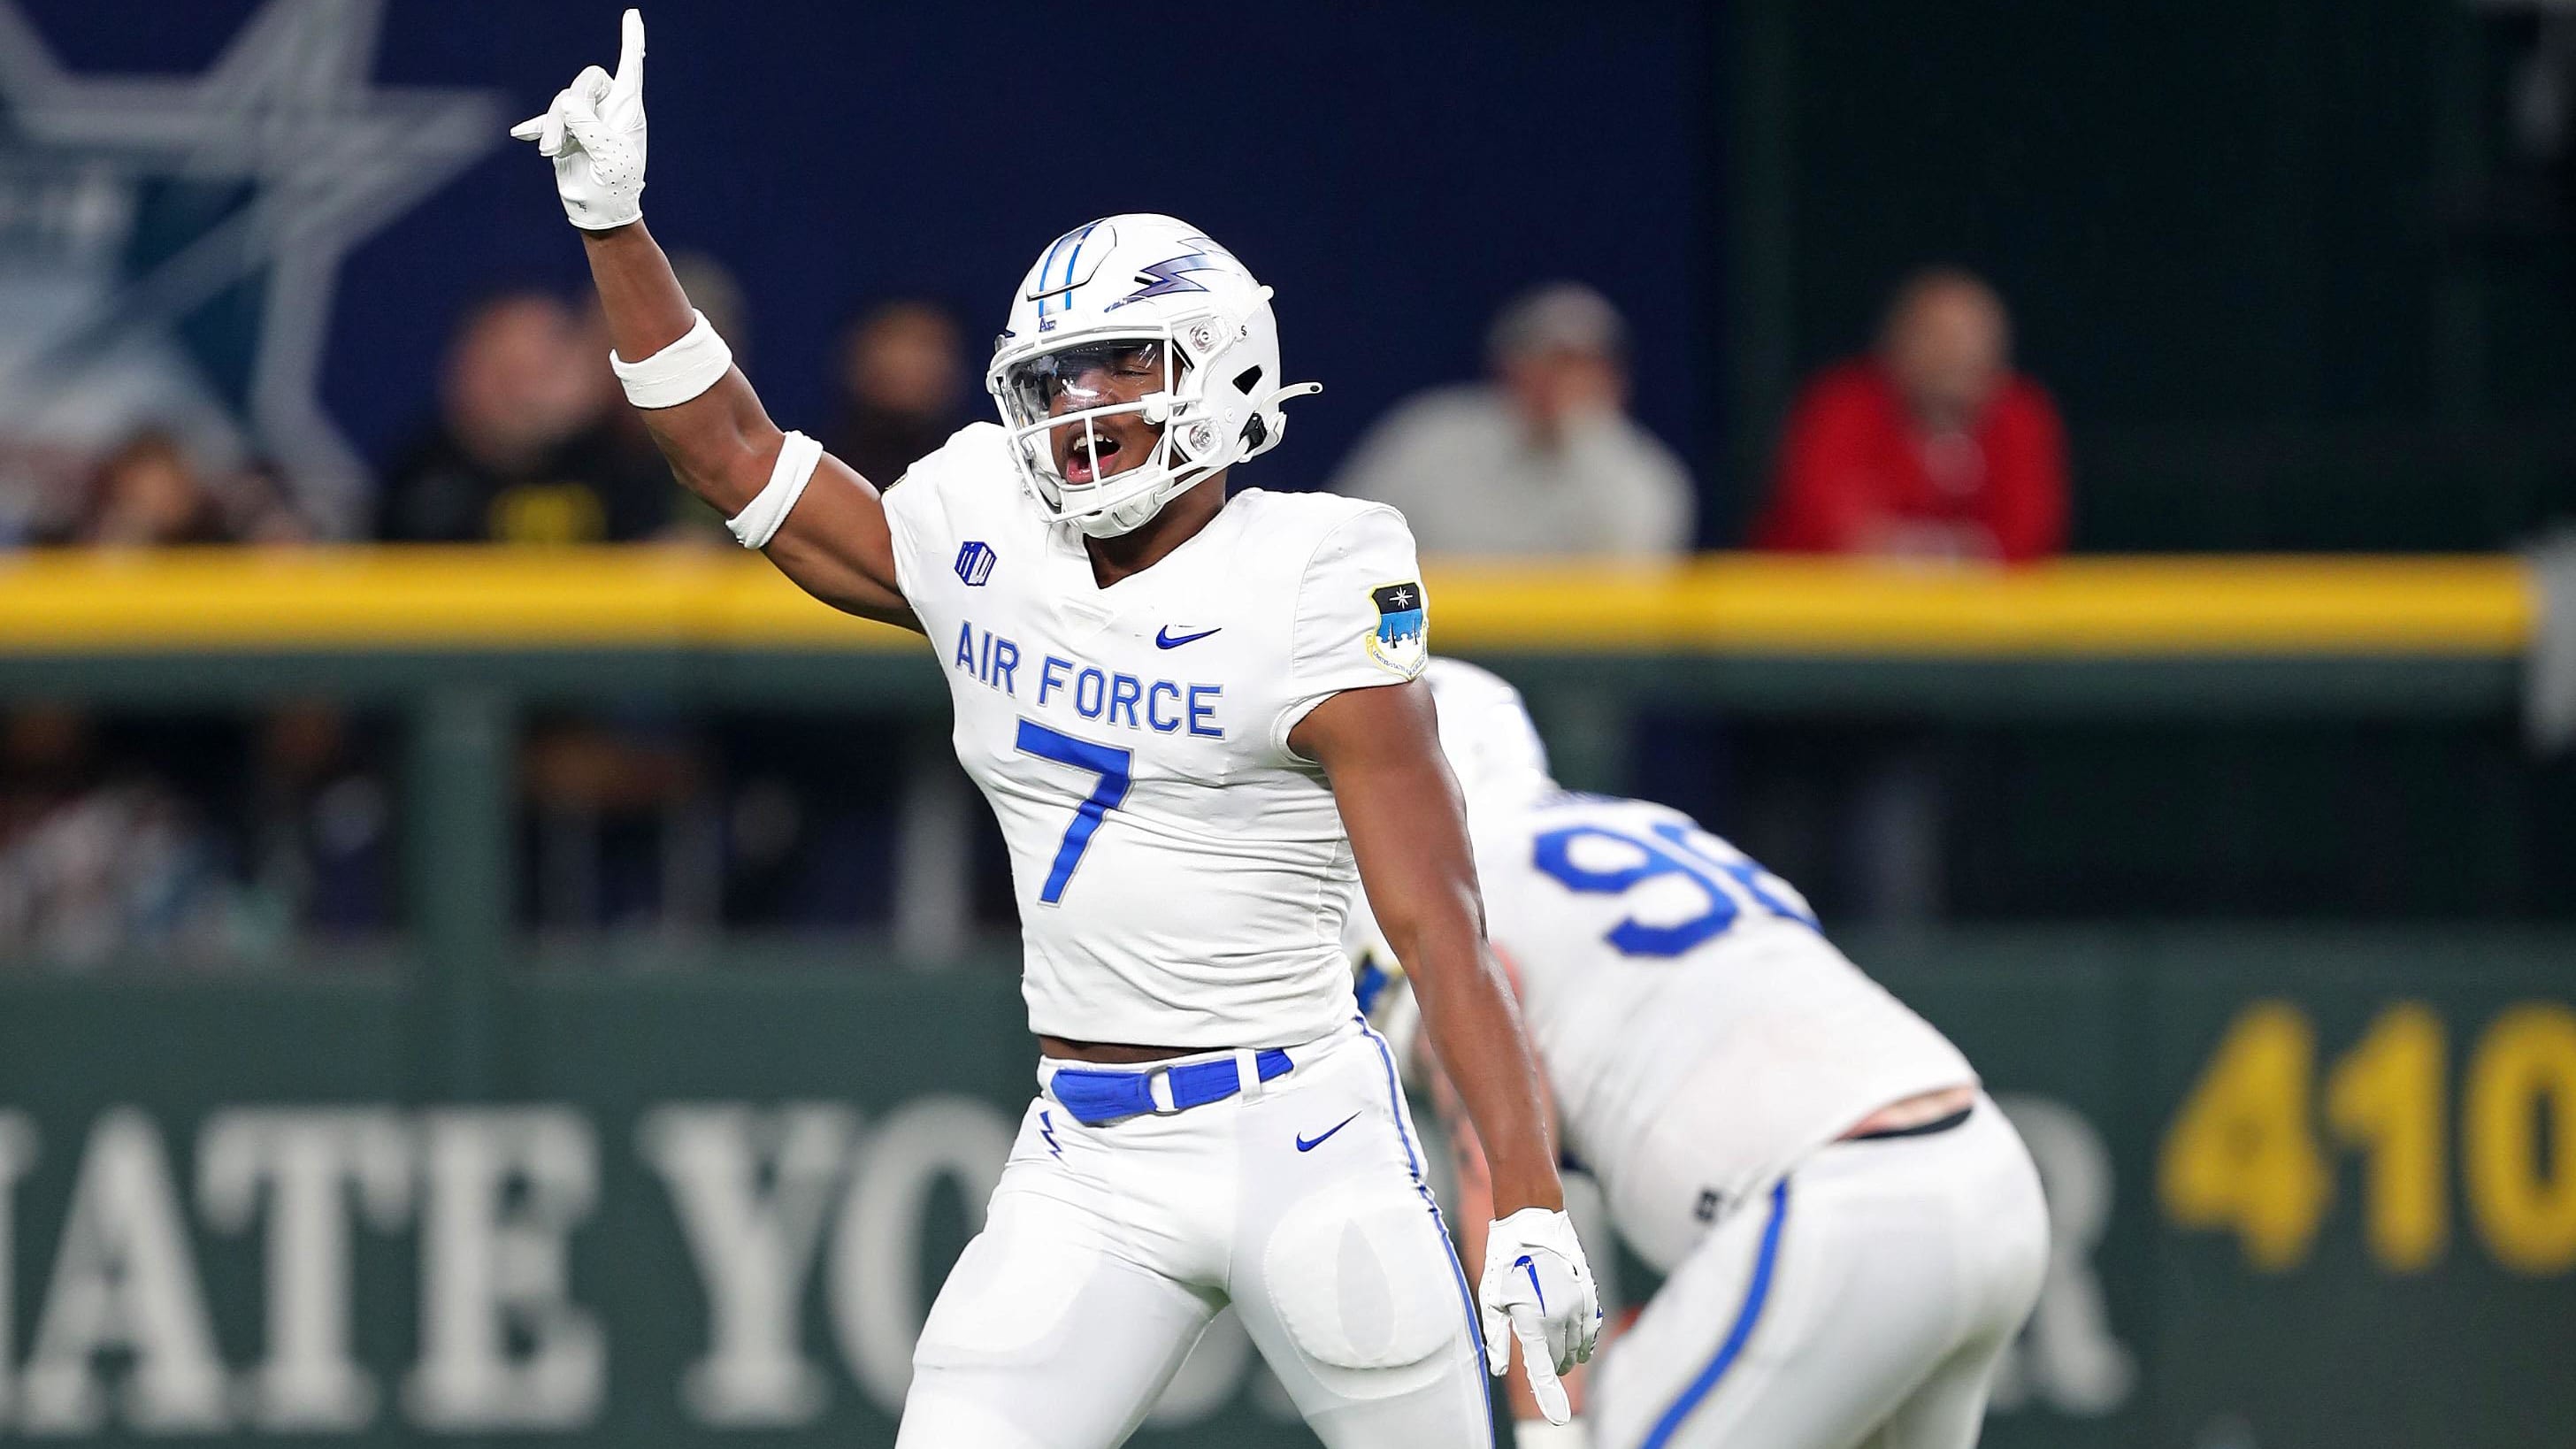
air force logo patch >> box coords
[1366,581,1428,678]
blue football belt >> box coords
[1049,1049,1294,1125]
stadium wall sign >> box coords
[0,1092,2127,1444]
[0,1099,1012,1436]
[0,940,2568,1449]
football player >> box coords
[510,14,1598,1447]
[1358,660,2047,1449]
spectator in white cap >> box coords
[1331,281,1697,556]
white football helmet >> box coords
[987,213,1320,538]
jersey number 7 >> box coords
[1016,720,1134,904]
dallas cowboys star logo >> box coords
[0,0,501,530]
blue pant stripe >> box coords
[1638,1179,1790,1449]
[1359,1017,1497,1441]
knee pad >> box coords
[1259,1184,1464,1371]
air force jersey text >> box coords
[882,424,1429,1048]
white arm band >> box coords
[727,431,825,548]
[610,310,734,409]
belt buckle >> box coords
[1145,1066,1181,1116]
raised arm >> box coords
[514,12,913,628]
[1292,678,1599,1422]
[577,223,911,625]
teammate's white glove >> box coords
[1480,1208,1602,1426]
[510,9,648,230]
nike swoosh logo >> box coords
[1515,1254,1545,1311]
[1295,1113,1361,1153]
[1155,625,1223,649]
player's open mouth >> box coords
[1061,432,1123,486]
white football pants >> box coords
[895,1020,1493,1448]
[1591,1097,2046,1449]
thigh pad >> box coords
[1258,1181,1461,1372]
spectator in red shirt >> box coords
[1756,268,2067,562]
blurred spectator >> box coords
[0,709,253,966]
[823,300,970,487]
[395,282,737,930]
[73,432,221,546]
[3,433,381,961]
[1331,282,1695,556]
[377,290,673,544]
[1755,268,2067,563]
[248,706,394,941]
[45,431,309,548]
[1736,269,2074,927]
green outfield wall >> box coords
[0,930,2569,1449]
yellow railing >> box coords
[0,548,2532,656]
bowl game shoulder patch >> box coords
[1366,581,1428,677]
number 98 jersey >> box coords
[1474,791,1976,1269]
[882,424,1430,1049]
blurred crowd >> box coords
[0,261,2071,963]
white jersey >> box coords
[882,424,1430,1049]
[1472,791,1974,1268]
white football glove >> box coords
[510,9,648,230]
[1480,1207,1603,1426]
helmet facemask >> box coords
[993,324,1224,539]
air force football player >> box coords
[1356,662,2047,1449]
[513,14,1598,1446]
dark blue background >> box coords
[25,0,1711,500]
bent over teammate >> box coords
[1361,662,2046,1449]
[512,15,1598,1446]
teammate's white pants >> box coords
[896,1020,1492,1449]
[1591,1097,2046,1449]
